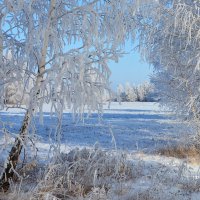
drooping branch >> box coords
[0,0,56,191]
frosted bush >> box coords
[1,147,200,200]
[29,147,134,199]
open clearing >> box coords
[0,102,189,153]
[0,102,200,200]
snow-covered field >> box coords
[0,102,200,200]
[0,102,189,154]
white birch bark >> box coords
[0,0,56,191]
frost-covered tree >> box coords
[125,82,137,102]
[0,0,148,191]
[116,82,153,102]
[152,67,200,126]
[141,1,200,123]
[117,84,124,103]
[136,0,200,147]
[137,82,153,102]
[137,84,145,102]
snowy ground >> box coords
[0,102,190,155]
[0,102,200,200]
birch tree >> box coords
[0,0,144,191]
[125,82,137,101]
[143,0,200,122]
[136,0,200,142]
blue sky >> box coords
[109,49,153,90]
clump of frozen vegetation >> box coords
[31,148,134,199]
[1,147,200,200]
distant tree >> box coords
[125,82,138,102]
[137,84,145,102]
[138,82,153,102]
[117,84,125,102]
[116,82,153,102]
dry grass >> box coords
[12,148,135,199]
[1,147,200,200]
[158,145,200,165]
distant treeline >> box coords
[113,82,158,102]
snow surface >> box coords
[1,102,200,200]
[0,102,192,171]
[0,102,191,157]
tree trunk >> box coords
[0,112,30,192]
[0,0,56,192]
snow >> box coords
[0,102,199,199]
[0,102,183,153]
[0,102,191,159]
